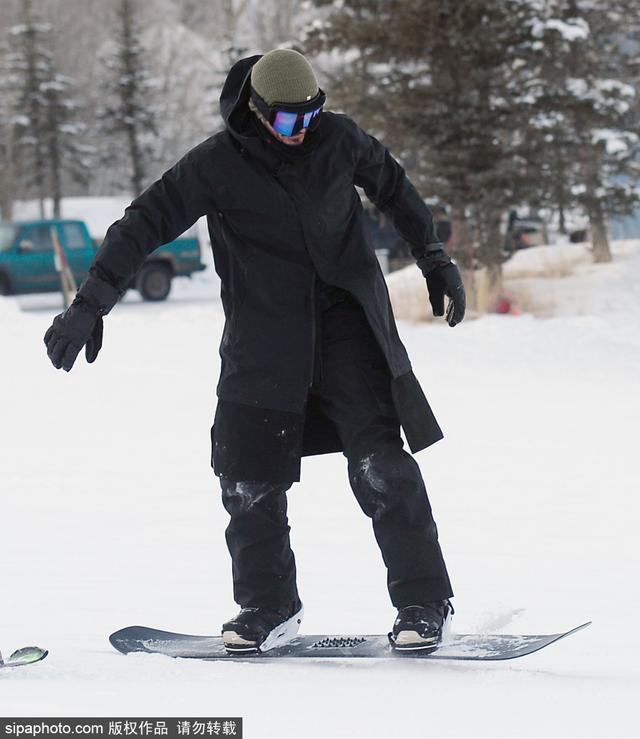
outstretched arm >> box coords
[90,143,214,292]
[44,142,214,371]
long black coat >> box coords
[90,55,445,460]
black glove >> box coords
[44,275,121,372]
[417,250,466,327]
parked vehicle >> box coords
[504,211,547,254]
[0,219,205,301]
[363,204,453,273]
[362,210,412,273]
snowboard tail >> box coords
[0,646,48,669]
[109,622,590,662]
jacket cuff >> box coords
[424,241,444,252]
[416,249,452,277]
[76,275,123,315]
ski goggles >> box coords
[250,88,326,137]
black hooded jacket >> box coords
[89,55,445,458]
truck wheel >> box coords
[0,273,11,296]
[137,264,172,301]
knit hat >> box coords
[250,49,319,106]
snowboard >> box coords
[109,621,590,662]
[0,646,48,669]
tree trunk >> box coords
[449,202,474,270]
[450,201,477,311]
[555,150,567,235]
[589,206,612,263]
[474,209,504,308]
[486,263,503,295]
[0,192,14,221]
[558,204,566,235]
[52,192,61,219]
[127,121,143,196]
[47,104,62,219]
[580,143,612,263]
[0,131,15,220]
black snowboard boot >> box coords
[389,600,454,651]
[222,599,303,653]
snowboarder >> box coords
[43,49,465,653]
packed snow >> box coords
[1,239,639,737]
[531,17,590,42]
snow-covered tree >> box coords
[97,0,158,196]
[139,19,221,164]
[3,0,50,217]
[253,0,306,49]
[305,0,640,278]
[41,73,93,217]
[0,37,19,220]
[523,1,640,262]
[304,0,542,287]
[1,0,91,218]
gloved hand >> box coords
[44,275,120,371]
[44,300,103,371]
[417,250,466,327]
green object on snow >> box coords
[0,646,48,668]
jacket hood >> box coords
[219,54,262,128]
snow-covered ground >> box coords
[504,239,640,318]
[1,241,639,737]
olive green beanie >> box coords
[250,49,319,106]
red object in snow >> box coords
[496,297,512,314]
[494,294,521,316]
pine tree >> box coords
[147,25,221,164]
[1,0,91,218]
[304,0,542,289]
[0,38,19,220]
[41,73,93,217]
[97,0,157,196]
[524,0,640,262]
[305,0,640,283]
[4,0,50,217]
[254,0,306,49]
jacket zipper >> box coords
[309,271,317,388]
[271,166,318,389]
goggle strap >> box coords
[250,88,326,117]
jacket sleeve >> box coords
[350,119,443,260]
[89,142,214,291]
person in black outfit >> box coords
[44,49,466,653]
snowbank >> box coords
[505,239,640,317]
[385,260,431,322]
[387,239,640,320]
[503,241,595,279]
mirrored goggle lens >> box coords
[271,106,323,137]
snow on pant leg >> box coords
[347,444,453,607]
[312,296,453,607]
[220,477,300,608]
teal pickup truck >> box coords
[0,219,206,301]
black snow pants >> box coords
[220,293,453,609]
